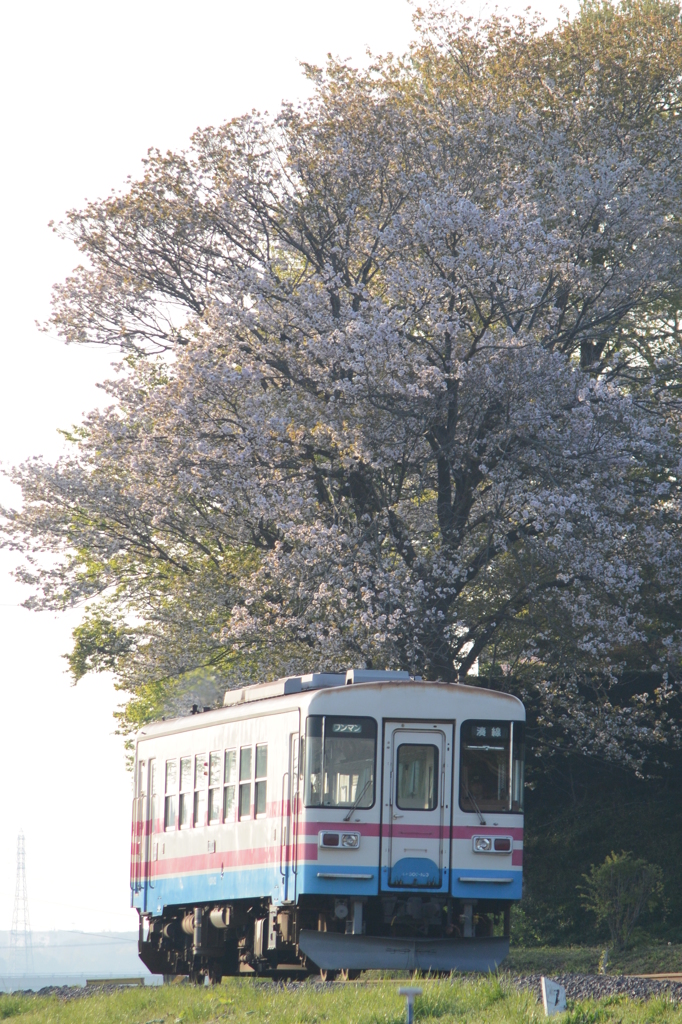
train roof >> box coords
[222,669,411,707]
[135,670,524,743]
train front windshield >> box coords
[304,716,377,808]
[459,720,525,813]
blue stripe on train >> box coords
[135,865,288,914]
[450,868,522,900]
[133,862,381,914]
[133,862,521,912]
[298,863,380,895]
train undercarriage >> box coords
[138,894,512,983]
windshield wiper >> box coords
[465,785,487,826]
[344,779,372,821]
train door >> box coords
[143,759,156,910]
[381,722,453,891]
[279,733,299,902]
[130,768,143,896]
[131,757,152,906]
[138,758,155,912]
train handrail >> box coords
[130,795,144,892]
[280,771,289,879]
[147,768,155,891]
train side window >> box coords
[224,749,236,821]
[239,746,252,819]
[511,723,525,812]
[164,760,177,831]
[179,756,192,829]
[208,751,221,825]
[304,718,322,805]
[255,744,267,817]
[194,754,208,828]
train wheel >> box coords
[318,968,338,982]
[339,969,361,981]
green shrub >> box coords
[580,851,664,951]
[0,996,28,1020]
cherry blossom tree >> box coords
[4,0,682,764]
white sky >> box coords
[0,0,574,936]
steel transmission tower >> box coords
[10,831,33,974]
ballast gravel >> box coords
[511,974,682,1002]
[8,984,148,1000]
[5,974,682,1003]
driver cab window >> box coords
[304,716,377,809]
[459,720,525,813]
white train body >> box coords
[131,670,525,979]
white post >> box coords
[399,987,423,1024]
[462,903,473,938]
[352,900,363,935]
[541,977,567,1015]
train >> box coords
[130,669,525,982]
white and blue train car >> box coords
[131,669,525,981]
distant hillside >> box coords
[0,930,149,989]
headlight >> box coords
[472,834,513,853]
[319,830,360,849]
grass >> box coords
[506,944,682,976]
[1,975,682,1024]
